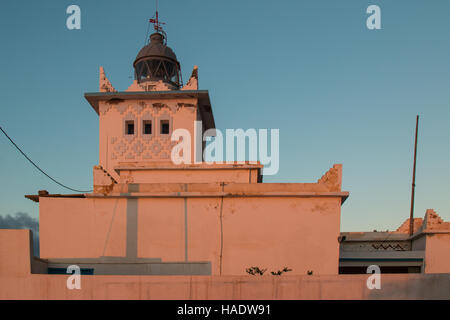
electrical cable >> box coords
[0,126,92,193]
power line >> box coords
[0,126,92,193]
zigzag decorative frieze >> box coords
[371,243,407,251]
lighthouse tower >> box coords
[31,11,347,277]
[85,26,238,187]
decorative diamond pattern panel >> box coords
[105,102,187,161]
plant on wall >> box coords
[271,267,292,276]
[246,266,292,276]
[245,266,267,276]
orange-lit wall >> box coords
[424,233,450,273]
[0,230,448,300]
[98,98,200,181]
[39,194,342,275]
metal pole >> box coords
[409,115,419,236]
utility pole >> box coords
[409,115,419,236]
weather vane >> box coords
[149,0,166,34]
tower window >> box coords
[143,120,152,135]
[125,120,135,135]
[160,120,170,135]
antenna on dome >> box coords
[149,0,167,44]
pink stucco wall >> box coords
[98,98,200,181]
[39,194,343,275]
[39,164,347,275]
[2,231,450,300]
[424,233,450,273]
[40,198,128,258]
[0,230,447,300]
[3,273,449,300]
[114,165,261,184]
[0,230,32,276]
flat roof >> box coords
[25,193,85,203]
[114,162,264,172]
[340,232,410,241]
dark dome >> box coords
[134,33,178,63]
[133,33,181,88]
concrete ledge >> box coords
[115,162,264,171]
[47,261,212,276]
[48,257,163,264]
[1,274,450,299]
[86,191,349,199]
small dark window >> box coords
[125,120,134,135]
[160,120,170,134]
[143,120,152,135]
[48,268,94,275]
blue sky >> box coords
[0,0,449,231]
